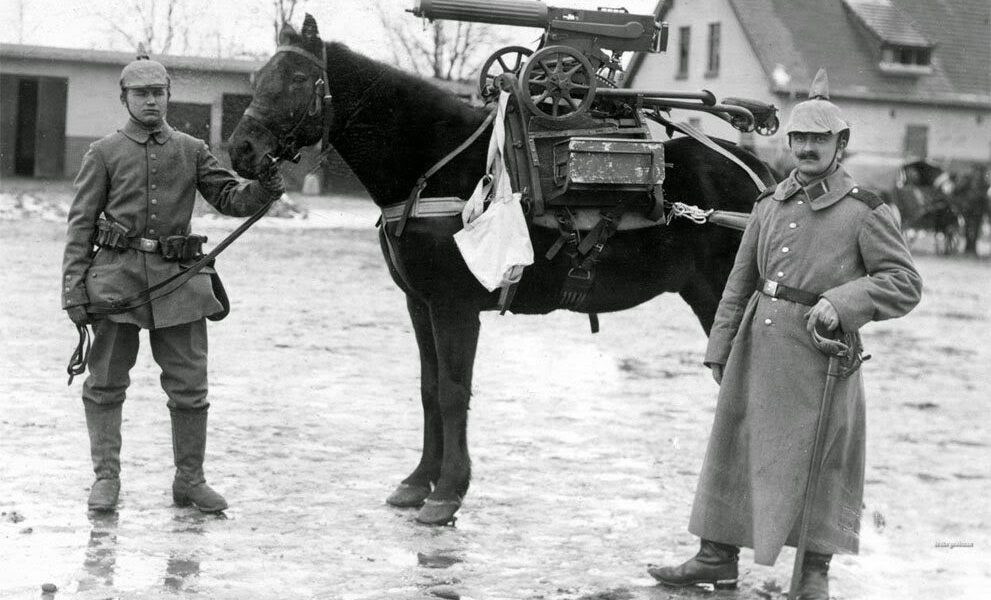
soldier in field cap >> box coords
[646,68,923,598]
[62,46,286,514]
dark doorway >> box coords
[14,79,39,176]
[169,102,212,145]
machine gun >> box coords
[409,0,776,136]
[410,0,667,118]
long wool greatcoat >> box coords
[689,165,922,565]
[62,120,273,330]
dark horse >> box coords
[230,16,776,525]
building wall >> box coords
[632,0,991,180]
[0,55,254,178]
[631,0,777,149]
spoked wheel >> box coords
[520,45,596,121]
[478,46,533,100]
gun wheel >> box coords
[479,46,533,100]
[520,45,596,121]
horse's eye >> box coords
[292,73,309,84]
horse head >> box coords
[229,14,331,178]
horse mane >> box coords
[325,41,484,128]
[323,41,490,204]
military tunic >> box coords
[688,165,922,565]
[62,119,272,408]
[62,119,272,329]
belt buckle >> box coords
[140,238,158,252]
[763,279,779,297]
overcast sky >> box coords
[1,0,662,63]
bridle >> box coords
[242,44,333,165]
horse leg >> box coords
[386,296,442,508]
[416,302,480,525]
[678,262,729,336]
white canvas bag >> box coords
[454,93,534,292]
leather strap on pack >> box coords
[392,108,497,237]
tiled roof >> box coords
[843,0,931,46]
[725,0,990,106]
[0,43,263,74]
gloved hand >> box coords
[805,297,840,334]
[257,161,286,200]
[66,305,90,326]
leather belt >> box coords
[760,279,818,306]
[126,237,160,253]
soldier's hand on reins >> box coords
[804,298,839,334]
[66,305,90,326]
[257,162,286,200]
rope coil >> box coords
[666,201,714,225]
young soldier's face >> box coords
[123,87,168,127]
[789,131,841,179]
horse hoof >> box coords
[386,483,431,508]
[416,498,461,525]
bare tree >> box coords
[271,0,307,47]
[99,0,197,55]
[373,0,509,81]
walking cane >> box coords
[788,325,865,600]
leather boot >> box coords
[170,407,227,513]
[84,402,122,512]
[648,539,740,589]
[797,552,830,600]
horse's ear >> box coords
[278,22,299,47]
[301,13,322,51]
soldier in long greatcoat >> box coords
[648,69,923,599]
[62,52,285,513]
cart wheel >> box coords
[520,45,596,121]
[479,46,533,100]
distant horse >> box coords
[229,15,776,525]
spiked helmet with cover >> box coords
[120,44,170,89]
[784,68,848,135]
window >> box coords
[677,26,690,79]
[904,125,928,159]
[706,22,721,77]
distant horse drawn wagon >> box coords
[229,1,779,525]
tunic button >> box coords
[151,199,158,205]
[782,247,790,253]
[771,297,778,302]
[852,187,859,193]
[149,229,156,234]
[789,222,797,229]
[777,271,785,277]
[151,214,157,220]
[150,153,157,159]
[151,184,157,190]
[152,168,158,174]
[797,200,804,205]
[764,318,773,325]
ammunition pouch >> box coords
[160,234,207,261]
[92,218,131,250]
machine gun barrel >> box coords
[410,0,549,28]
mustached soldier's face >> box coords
[123,87,168,127]
[789,131,840,179]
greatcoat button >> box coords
[782,247,790,253]
[764,318,773,325]
[798,200,804,205]
[777,271,785,277]
[789,222,797,229]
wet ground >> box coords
[1,187,988,599]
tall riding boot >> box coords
[84,402,122,512]
[170,407,228,513]
[648,539,740,589]
[797,552,831,600]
